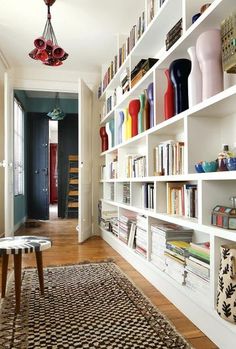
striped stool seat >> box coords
[0,235,52,313]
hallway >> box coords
[1,219,217,349]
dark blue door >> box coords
[27,113,49,220]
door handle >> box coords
[41,168,48,175]
[0,160,6,168]
[42,188,48,192]
[35,169,39,174]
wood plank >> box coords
[68,202,79,208]
[69,155,78,161]
[69,168,79,173]
[0,220,218,349]
[68,191,79,196]
[69,179,78,184]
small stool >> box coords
[0,236,52,313]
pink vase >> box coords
[164,69,175,120]
[128,99,140,137]
[188,46,202,107]
[196,29,223,100]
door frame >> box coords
[11,78,80,234]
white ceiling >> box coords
[0,0,144,74]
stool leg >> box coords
[1,254,9,298]
[35,251,44,295]
[14,253,22,314]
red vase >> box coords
[100,126,108,152]
[129,99,140,137]
[164,69,175,120]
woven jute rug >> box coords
[0,262,192,349]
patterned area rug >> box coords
[0,262,192,349]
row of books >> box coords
[119,213,136,245]
[154,140,184,176]
[150,222,210,294]
[125,155,146,178]
[135,215,148,257]
[123,182,131,205]
[100,158,118,180]
[166,182,198,218]
[99,210,118,235]
[141,182,154,209]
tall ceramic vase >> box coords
[99,126,108,152]
[196,29,223,100]
[187,46,202,107]
[164,69,175,120]
[217,244,236,324]
[129,99,140,137]
[147,82,154,128]
[117,111,124,144]
[144,89,150,131]
[169,58,191,115]
[138,93,145,134]
[106,122,112,149]
[109,119,115,148]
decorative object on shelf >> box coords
[217,144,233,171]
[200,3,212,14]
[166,19,183,51]
[123,109,132,141]
[109,119,115,148]
[164,69,175,120]
[169,59,191,115]
[147,82,155,128]
[129,99,140,137]
[221,13,236,74]
[201,160,218,172]
[29,0,68,66]
[196,29,223,100]
[195,162,205,173]
[106,122,112,149]
[226,157,236,171]
[117,111,124,144]
[47,92,65,120]
[212,196,236,229]
[99,127,108,152]
[138,93,145,133]
[144,89,150,130]
[192,13,201,24]
[187,46,202,107]
[217,243,236,324]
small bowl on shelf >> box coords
[202,160,218,172]
[195,162,205,173]
[226,157,236,171]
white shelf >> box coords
[98,2,236,348]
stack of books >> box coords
[123,182,131,205]
[119,214,136,245]
[151,223,193,271]
[185,242,210,295]
[125,154,146,178]
[165,240,191,285]
[120,68,130,95]
[109,217,119,237]
[135,215,148,258]
[166,18,183,50]
[141,182,154,209]
[154,140,185,176]
[100,210,118,231]
[166,182,198,218]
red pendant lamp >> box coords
[29,0,68,66]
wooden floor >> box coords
[1,217,218,349]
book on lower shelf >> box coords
[154,140,184,176]
[166,182,198,218]
[125,154,146,178]
[135,215,148,258]
[119,213,136,245]
[141,182,154,209]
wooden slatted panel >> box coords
[69,168,79,173]
[69,155,78,161]
[68,202,79,208]
[68,191,79,196]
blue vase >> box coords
[138,93,145,133]
[109,119,115,147]
[117,111,124,144]
[147,82,154,128]
[169,59,191,115]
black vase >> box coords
[169,59,191,115]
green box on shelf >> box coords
[211,205,236,229]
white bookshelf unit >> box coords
[98,1,236,348]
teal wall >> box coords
[13,90,78,228]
